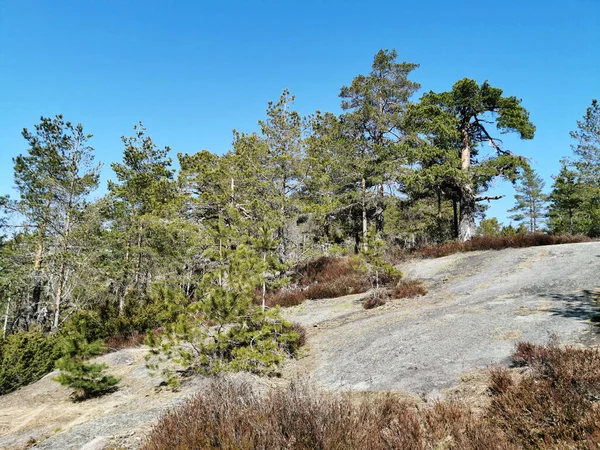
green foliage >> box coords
[0,328,61,395]
[477,218,502,236]
[54,334,119,400]
[147,245,303,385]
[508,168,548,232]
[361,228,402,290]
[408,78,535,241]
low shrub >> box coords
[363,296,386,309]
[145,342,600,450]
[264,256,373,307]
[417,233,591,259]
[143,378,512,450]
[264,289,306,308]
[54,335,119,401]
[105,331,147,351]
[489,342,600,449]
[392,280,428,299]
[0,328,61,395]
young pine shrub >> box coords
[0,328,61,395]
[54,335,119,400]
[146,244,305,386]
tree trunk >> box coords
[458,185,476,241]
[361,177,368,250]
[119,245,130,316]
[458,123,475,241]
[375,183,384,233]
[261,252,267,312]
[452,198,459,239]
[3,292,10,338]
[31,197,51,325]
[53,166,76,329]
[569,209,574,235]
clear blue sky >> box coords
[1,0,598,224]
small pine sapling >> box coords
[54,335,119,400]
[361,228,402,292]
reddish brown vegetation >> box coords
[392,279,427,299]
[363,296,386,309]
[144,343,600,450]
[489,342,600,448]
[105,332,147,351]
[143,378,507,450]
[264,256,371,308]
[416,233,591,259]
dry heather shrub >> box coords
[422,401,515,450]
[264,256,371,307]
[144,380,515,450]
[265,289,306,308]
[489,343,600,449]
[105,332,147,351]
[363,295,386,309]
[392,280,427,299]
[143,379,423,450]
[145,343,600,450]
[417,233,591,259]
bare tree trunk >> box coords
[452,199,459,239]
[31,197,51,324]
[261,252,267,312]
[361,177,368,250]
[119,245,130,316]
[458,124,475,241]
[459,185,476,242]
[569,209,574,235]
[3,291,10,338]
[375,183,384,233]
[53,165,77,329]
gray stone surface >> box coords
[284,241,600,394]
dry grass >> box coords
[144,343,600,450]
[416,233,591,259]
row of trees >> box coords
[493,99,600,235]
[0,49,595,338]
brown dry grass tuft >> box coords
[144,343,600,450]
[416,233,591,259]
[392,280,428,299]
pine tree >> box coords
[107,122,176,313]
[54,335,119,400]
[548,161,584,234]
[508,168,548,232]
[410,79,535,241]
[11,116,100,328]
[569,99,600,236]
[339,49,420,242]
[258,89,305,262]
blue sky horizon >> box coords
[1,0,598,226]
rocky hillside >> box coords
[1,241,599,450]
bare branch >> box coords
[475,195,505,202]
